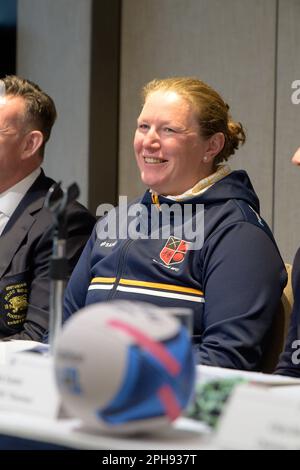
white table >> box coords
[0,341,299,450]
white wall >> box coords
[17,0,92,205]
[274,0,300,263]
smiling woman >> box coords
[134,89,212,196]
[63,76,287,372]
[134,77,245,195]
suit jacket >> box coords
[0,170,95,341]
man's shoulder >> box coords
[67,199,96,225]
[33,171,96,223]
[25,172,96,232]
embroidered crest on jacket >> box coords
[159,236,190,266]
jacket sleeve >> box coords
[2,205,95,342]
[63,227,97,322]
[196,222,287,371]
[276,248,300,377]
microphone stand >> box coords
[45,182,79,354]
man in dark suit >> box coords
[0,75,95,341]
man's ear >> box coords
[203,132,225,163]
[21,130,44,159]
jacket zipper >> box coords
[108,239,134,299]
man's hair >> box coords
[2,75,57,158]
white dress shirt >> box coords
[0,167,41,236]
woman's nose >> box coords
[292,147,300,165]
[143,128,160,149]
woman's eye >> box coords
[138,123,149,130]
[164,127,175,133]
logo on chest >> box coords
[159,236,190,266]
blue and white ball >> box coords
[54,300,195,433]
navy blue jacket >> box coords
[64,171,287,370]
[276,248,300,377]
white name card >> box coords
[215,383,300,450]
[0,347,60,419]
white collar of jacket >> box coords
[151,164,231,204]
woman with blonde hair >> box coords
[64,77,286,371]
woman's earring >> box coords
[203,156,208,162]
